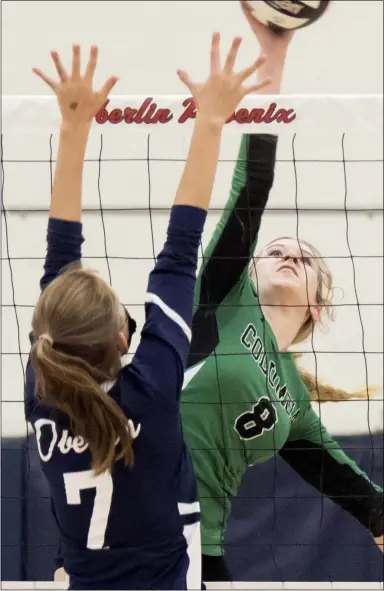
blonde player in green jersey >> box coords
[181,5,383,584]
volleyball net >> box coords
[1,94,383,588]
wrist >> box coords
[258,58,285,95]
[60,121,91,139]
[195,113,225,135]
[261,53,286,76]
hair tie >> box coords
[39,333,53,346]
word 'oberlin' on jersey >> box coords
[240,323,299,421]
[34,418,141,463]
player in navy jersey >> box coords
[24,40,270,589]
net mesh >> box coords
[1,95,383,588]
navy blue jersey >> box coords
[24,206,207,590]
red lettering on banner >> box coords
[278,109,296,123]
[136,98,152,123]
[123,107,137,124]
[109,108,123,124]
[142,103,157,123]
[95,97,296,126]
[178,98,197,123]
[156,109,173,124]
[226,103,296,124]
[234,108,250,124]
[96,98,173,125]
[248,109,265,123]
[95,101,110,124]
[263,103,280,123]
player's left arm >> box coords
[38,122,87,292]
[33,45,118,292]
[25,45,118,420]
[279,403,383,545]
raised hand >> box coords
[33,45,118,128]
[240,0,294,56]
[177,33,270,128]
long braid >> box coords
[294,353,380,403]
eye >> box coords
[268,249,282,258]
[301,256,313,267]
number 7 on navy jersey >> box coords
[63,470,113,549]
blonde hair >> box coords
[251,238,379,404]
[293,353,379,403]
[31,265,134,475]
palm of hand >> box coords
[177,33,270,127]
[33,45,118,126]
[56,82,102,124]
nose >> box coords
[283,254,298,265]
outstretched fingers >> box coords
[210,32,221,74]
[237,54,267,84]
[84,45,99,83]
[97,76,119,101]
[177,69,197,96]
[71,44,81,79]
[50,51,68,83]
[242,76,272,97]
[223,36,243,75]
[32,68,57,91]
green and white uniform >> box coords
[180,134,383,556]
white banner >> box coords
[2,94,383,135]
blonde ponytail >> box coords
[294,353,380,403]
[32,330,134,475]
[31,266,134,475]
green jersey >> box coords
[180,134,383,556]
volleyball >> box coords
[244,1,330,33]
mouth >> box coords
[278,265,298,277]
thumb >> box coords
[98,76,119,102]
[242,76,272,98]
[177,70,196,96]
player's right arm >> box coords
[126,34,270,406]
[280,399,384,541]
[194,19,294,313]
[195,132,278,312]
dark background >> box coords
[2,432,383,582]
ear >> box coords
[118,332,128,355]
